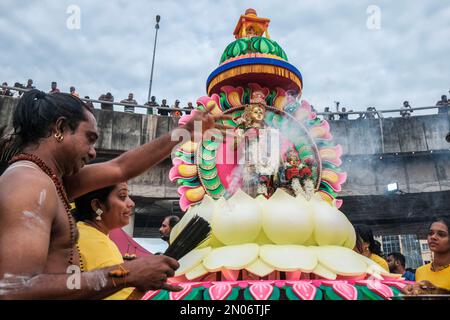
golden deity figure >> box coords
[235,104,280,197]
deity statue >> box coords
[279,147,316,199]
[235,104,280,198]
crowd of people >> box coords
[322,92,450,121]
[0,79,195,117]
[2,80,449,121]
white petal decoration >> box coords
[259,244,317,272]
[203,243,259,272]
[310,198,348,246]
[185,263,209,280]
[175,247,212,276]
[262,189,314,245]
[312,246,368,276]
[212,189,262,245]
[312,263,337,280]
[342,217,357,249]
[245,258,275,277]
[358,254,401,278]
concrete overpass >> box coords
[1,96,449,237]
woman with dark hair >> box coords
[415,217,450,290]
[354,224,389,272]
[74,182,137,300]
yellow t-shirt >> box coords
[416,263,450,290]
[370,253,390,272]
[77,221,134,300]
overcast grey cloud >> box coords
[0,0,449,115]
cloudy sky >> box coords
[1,0,449,115]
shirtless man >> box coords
[0,90,230,299]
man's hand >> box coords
[181,105,234,138]
[125,255,182,292]
[401,280,450,295]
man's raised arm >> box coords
[65,107,232,200]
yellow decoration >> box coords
[310,197,348,246]
[343,220,357,250]
[206,100,222,115]
[202,243,259,272]
[175,247,212,276]
[212,190,262,245]
[262,189,314,245]
[321,169,339,184]
[312,263,337,280]
[312,246,368,277]
[245,258,275,277]
[185,264,209,280]
[185,186,206,202]
[260,245,317,272]
[273,96,287,110]
[178,164,198,178]
[208,64,302,96]
[227,91,242,107]
[233,9,271,40]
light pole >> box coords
[147,15,160,102]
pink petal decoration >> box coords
[332,283,358,300]
[201,273,217,283]
[268,271,279,281]
[249,282,274,300]
[141,290,161,300]
[321,280,344,287]
[248,83,270,98]
[168,166,181,181]
[367,281,394,299]
[169,283,193,300]
[178,112,195,126]
[177,186,202,212]
[168,275,188,284]
[292,282,317,300]
[221,86,244,108]
[221,269,240,281]
[382,281,407,290]
[286,271,302,281]
[209,283,233,300]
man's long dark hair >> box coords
[0,89,93,173]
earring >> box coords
[95,209,103,221]
[54,132,64,142]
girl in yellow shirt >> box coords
[354,224,390,272]
[415,217,450,291]
[73,182,137,300]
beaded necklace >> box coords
[431,262,450,272]
[9,153,83,270]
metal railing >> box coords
[0,85,192,113]
[1,84,447,116]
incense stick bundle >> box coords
[164,215,211,260]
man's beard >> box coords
[160,234,170,242]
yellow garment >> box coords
[77,221,134,300]
[370,253,390,272]
[416,263,450,290]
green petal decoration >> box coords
[266,90,277,106]
[219,37,289,63]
